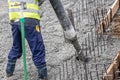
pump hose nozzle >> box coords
[49,0,89,62]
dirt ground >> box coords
[0,0,119,80]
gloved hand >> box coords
[38,0,45,6]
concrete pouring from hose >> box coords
[49,0,89,62]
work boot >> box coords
[37,64,48,80]
[6,59,16,77]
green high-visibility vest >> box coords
[8,0,40,21]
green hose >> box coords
[20,18,28,80]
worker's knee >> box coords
[31,37,46,66]
[8,47,22,60]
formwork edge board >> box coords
[103,51,120,80]
[111,0,119,17]
[97,0,119,34]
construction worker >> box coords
[6,0,47,80]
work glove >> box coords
[38,0,45,6]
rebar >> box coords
[48,0,116,79]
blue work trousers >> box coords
[8,18,46,67]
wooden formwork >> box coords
[97,0,120,34]
[103,51,120,80]
[96,0,120,79]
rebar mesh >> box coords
[47,0,120,80]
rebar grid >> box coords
[47,0,119,80]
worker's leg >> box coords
[6,24,22,77]
[25,20,47,79]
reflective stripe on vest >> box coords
[8,0,40,20]
[9,0,38,4]
[9,8,39,13]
